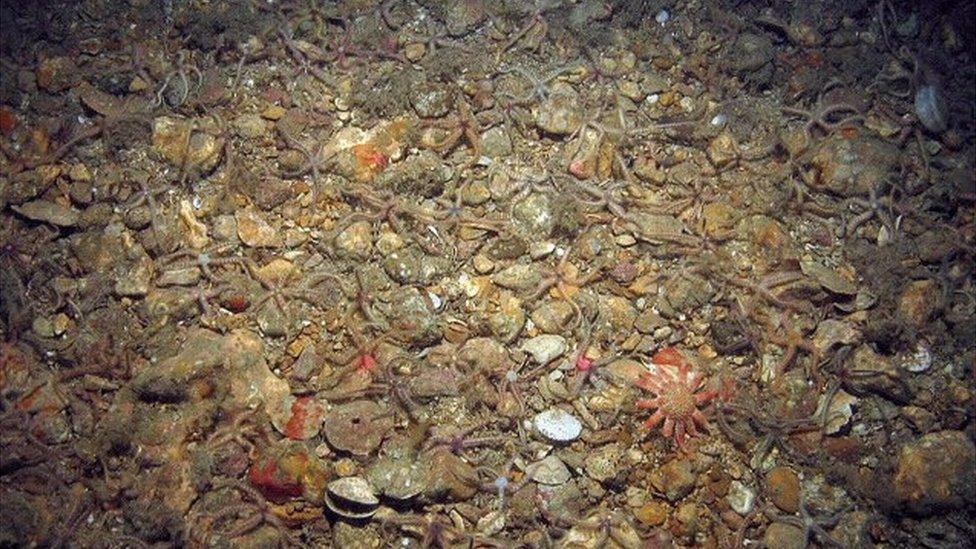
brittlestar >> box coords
[422,100,498,163]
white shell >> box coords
[534,408,583,443]
[327,476,379,506]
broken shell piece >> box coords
[325,477,379,519]
[822,390,858,435]
[533,408,583,443]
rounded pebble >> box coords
[534,408,583,443]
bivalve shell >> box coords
[325,477,380,519]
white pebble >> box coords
[534,408,583,443]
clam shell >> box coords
[324,477,379,519]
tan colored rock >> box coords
[36,56,77,92]
[765,466,801,513]
[707,131,739,167]
[650,458,697,502]
[893,430,976,515]
[897,279,941,328]
[236,209,282,247]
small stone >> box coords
[234,113,268,138]
[521,334,568,365]
[650,459,696,502]
[533,408,583,443]
[584,444,621,483]
[511,193,554,237]
[68,163,92,182]
[13,200,79,227]
[236,209,282,247]
[800,259,858,295]
[151,117,223,174]
[411,84,453,119]
[635,501,669,527]
[529,455,571,485]
[897,279,941,328]
[333,220,374,259]
[460,180,492,206]
[530,301,575,334]
[270,395,326,440]
[763,522,806,549]
[529,241,556,259]
[604,358,647,387]
[32,316,56,338]
[707,132,739,167]
[261,104,287,120]
[481,126,512,158]
[618,80,644,102]
[491,264,542,292]
[404,42,426,62]
[323,400,395,457]
[334,458,357,477]
[765,467,801,513]
[726,480,756,515]
[701,202,736,238]
[893,430,976,515]
[36,56,77,92]
[535,94,584,136]
[810,136,898,197]
[472,254,494,274]
[115,255,153,297]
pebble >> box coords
[36,56,77,92]
[533,408,583,443]
[530,301,575,334]
[13,200,79,227]
[333,220,374,259]
[480,126,512,158]
[521,334,568,365]
[411,85,453,119]
[534,94,584,136]
[236,209,282,247]
[765,466,801,513]
[897,279,941,328]
[584,444,621,483]
[151,117,223,174]
[261,104,287,120]
[529,455,572,485]
[115,254,153,297]
[529,241,556,259]
[707,131,739,167]
[491,263,542,292]
[650,459,697,502]
[233,113,267,138]
[635,501,669,527]
[726,480,756,515]
[893,430,976,515]
[763,522,806,549]
[810,136,898,198]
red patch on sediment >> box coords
[0,107,17,134]
[284,396,313,440]
[248,457,303,502]
[358,353,378,372]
